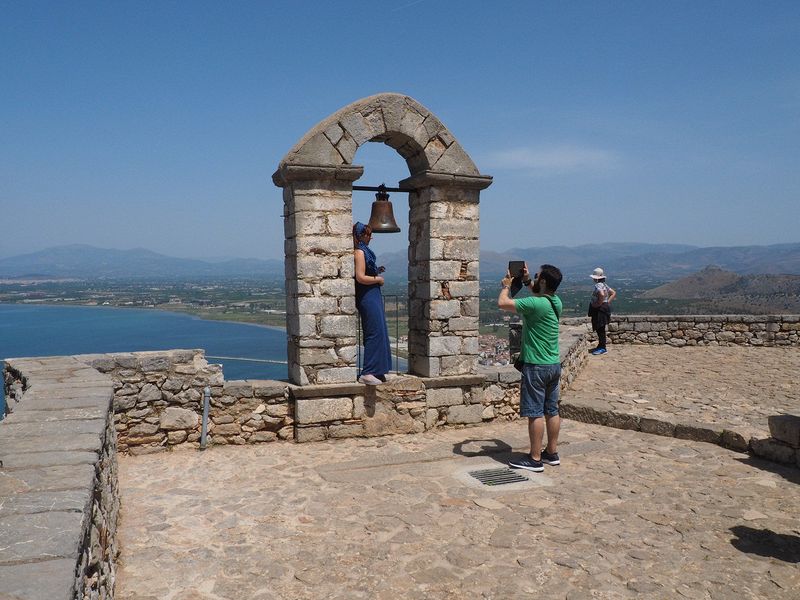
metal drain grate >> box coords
[468,467,529,486]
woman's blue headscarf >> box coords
[354,221,378,276]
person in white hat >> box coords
[588,267,616,355]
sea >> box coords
[0,303,289,416]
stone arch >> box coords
[274,93,481,178]
[273,93,492,386]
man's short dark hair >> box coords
[538,264,562,292]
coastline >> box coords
[0,301,289,332]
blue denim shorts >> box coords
[520,363,561,418]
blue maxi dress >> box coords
[355,245,392,378]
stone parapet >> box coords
[1,356,119,600]
[607,314,800,347]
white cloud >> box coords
[483,144,621,175]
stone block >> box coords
[295,397,353,424]
[426,387,464,408]
[721,429,749,452]
[295,426,326,443]
[138,383,162,403]
[426,408,439,430]
[296,256,339,279]
[639,418,675,437]
[249,431,278,443]
[298,347,338,365]
[606,412,640,431]
[212,423,241,436]
[440,355,476,375]
[447,403,484,424]
[428,300,462,320]
[443,239,480,261]
[362,400,416,436]
[409,355,439,378]
[497,368,521,384]
[318,278,357,297]
[290,131,343,165]
[319,315,358,337]
[223,381,254,398]
[768,414,800,448]
[428,336,463,357]
[296,296,338,315]
[167,430,188,444]
[159,407,199,431]
[751,437,797,464]
[315,367,358,384]
[252,381,288,399]
[114,395,137,411]
[141,355,171,372]
[674,423,722,444]
[328,423,365,439]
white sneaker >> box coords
[358,374,382,385]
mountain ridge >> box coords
[1,242,799,280]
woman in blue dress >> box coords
[353,222,392,385]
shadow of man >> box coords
[452,439,514,466]
[730,525,800,563]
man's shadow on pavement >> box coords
[735,455,800,486]
[730,525,800,563]
[452,439,515,466]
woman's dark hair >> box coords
[352,223,372,248]
[538,264,563,292]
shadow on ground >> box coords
[452,438,514,465]
[730,525,800,563]
[736,455,800,485]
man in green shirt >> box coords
[498,263,563,472]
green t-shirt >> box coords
[514,294,562,365]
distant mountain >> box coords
[641,266,746,299]
[641,265,800,313]
[0,245,284,279]
[379,242,800,282]
[3,242,799,283]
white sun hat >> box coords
[591,267,606,280]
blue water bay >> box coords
[0,303,290,414]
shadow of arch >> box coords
[730,525,800,563]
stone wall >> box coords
[77,350,293,454]
[607,314,800,347]
[292,375,489,442]
[1,356,119,600]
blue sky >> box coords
[1,1,798,260]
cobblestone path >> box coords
[567,346,800,440]
[116,418,800,599]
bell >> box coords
[367,184,401,233]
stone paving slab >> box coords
[0,418,107,439]
[0,489,91,518]
[0,432,105,455]
[563,346,800,447]
[0,463,95,495]
[116,420,800,600]
[0,511,85,564]
[0,558,77,600]
[0,405,109,423]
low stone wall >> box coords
[292,375,492,442]
[608,314,800,347]
[1,356,119,600]
[76,350,294,454]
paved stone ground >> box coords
[566,346,800,440]
[116,418,800,600]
